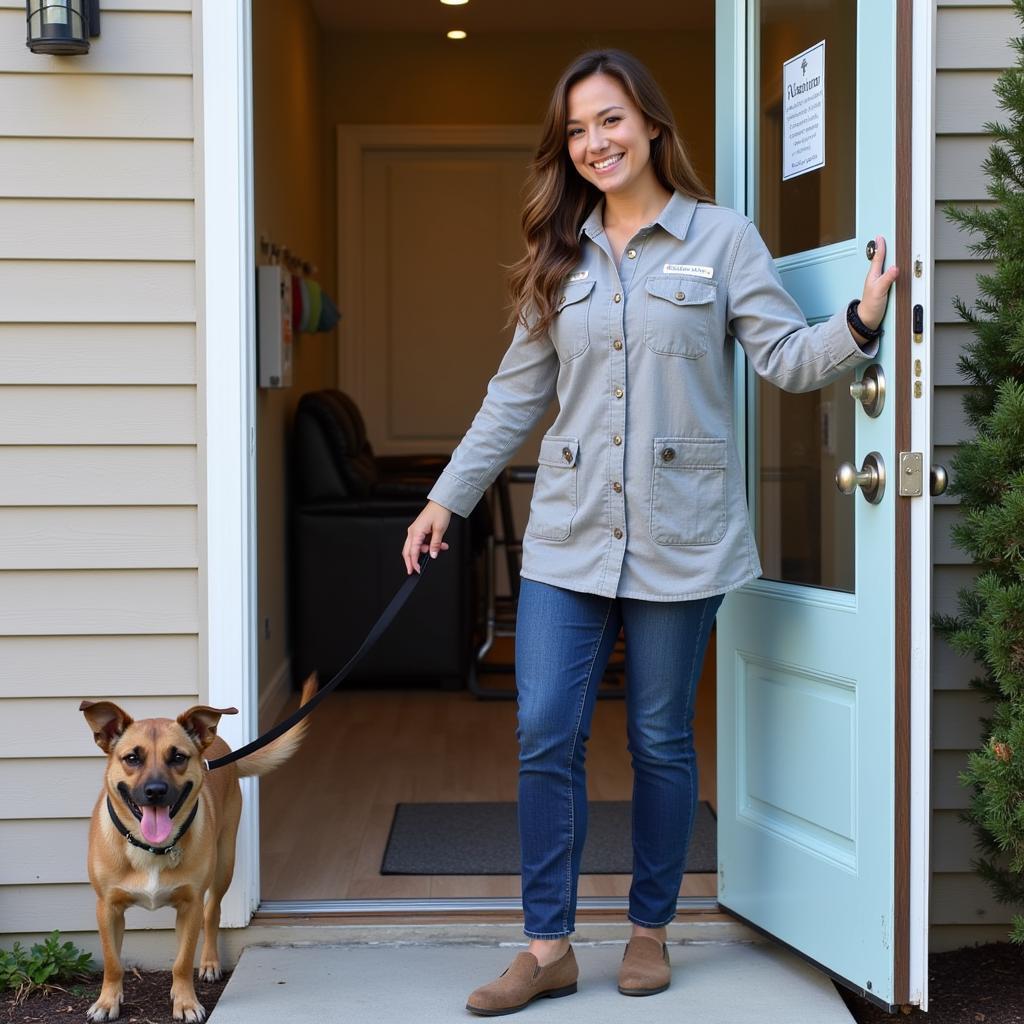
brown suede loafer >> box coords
[618,936,671,996]
[466,946,578,1016]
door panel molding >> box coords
[336,124,539,453]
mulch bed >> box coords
[838,941,1024,1023]
[3,942,1023,1022]
[1,968,231,1024]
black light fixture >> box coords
[26,0,100,55]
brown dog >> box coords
[78,675,317,1022]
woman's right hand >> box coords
[403,500,453,574]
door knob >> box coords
[835,451,886,504]
[849,364,885,417]
[930,465,948,496]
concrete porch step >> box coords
[208,933,856,1023]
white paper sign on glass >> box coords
[782,40,826,180]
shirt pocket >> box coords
[549,279,595,362]
[525,434,580,542]
[643,276,717,358]
[650,437,727,546]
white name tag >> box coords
[568,270,589,281]
[663,263,714,278]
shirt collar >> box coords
[578,189,699,243]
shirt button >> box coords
[613,528,623,539]
[613,434,622,446]
[626,248,637,259]
[614,387,623,399]
[612,481,622,492]
[662,447,676,461]
[562,447,573,463]
[612,339,623,350]
[675,290,686,301]
[613,292,622,303]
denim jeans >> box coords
[514,577,725,938]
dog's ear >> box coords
[177,704,239,752]
[79,700,134,753]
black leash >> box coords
[205,551,432,772]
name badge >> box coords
[663,263,713,278]
[568,270,589,282]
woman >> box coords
[401,48,896,1016]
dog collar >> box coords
[105,795,199,856]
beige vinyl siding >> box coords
[0,325,197,384]
[0,0,199,941]
[930,0,1018,951]
[0,508,198,569]
[0,139,194,198]
[0,446,197,504]
[0,200,195,260]
[2,886,177,934]
[0,635,199,697]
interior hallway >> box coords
[259,631,719,901]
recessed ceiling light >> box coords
[441,0,469,6]
[447,29,467,39]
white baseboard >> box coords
[258,657,292,732]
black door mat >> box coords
[380,800,717,875]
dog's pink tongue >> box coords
[140,806,173,845]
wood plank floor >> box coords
[259,630,719,902]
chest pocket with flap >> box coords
[643,276,717,358]
[549,278,595,362]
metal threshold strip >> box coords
[257,897,721,915]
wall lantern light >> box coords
[26,0,100,55]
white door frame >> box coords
[908,0,936,1006]
[199,0,933,954]
[197,0,259,928]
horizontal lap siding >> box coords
[930,0,1017,951]
[0,2,200,941]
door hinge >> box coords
[899,452,923,496]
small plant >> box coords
[0,930,96,1003]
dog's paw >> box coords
[86,991,123,1022]
[170,989,207,1023]
[197,960,222,982]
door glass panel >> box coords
[753,0,857,593]
[756,0,856,257]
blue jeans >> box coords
[514,578,725,938]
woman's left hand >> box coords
[856,234,899,332]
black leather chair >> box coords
[288,389,489,690]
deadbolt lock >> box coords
[835,452,886,504]
[896,453,950,497]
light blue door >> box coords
[714,0,901,1007]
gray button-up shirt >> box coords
[428,190,879,601]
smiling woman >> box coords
[399,43,893,1016]
[565,85,662,217]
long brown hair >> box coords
[507,49,715,340]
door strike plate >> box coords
[899,452,923,497]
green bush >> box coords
[935,0,1024,943]
[0,930,95,999]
